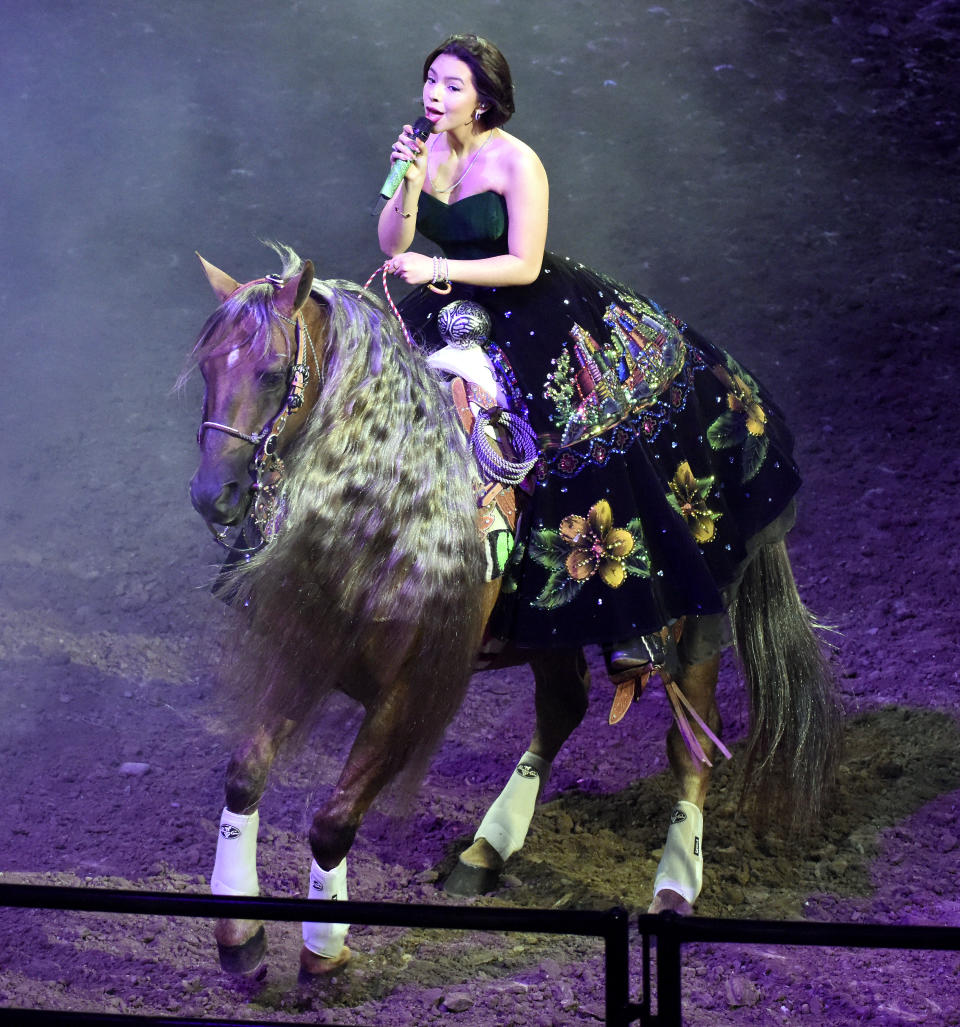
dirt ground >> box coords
[1,0,959,1024]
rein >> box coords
[365,263,415,346]
[199,274,319,554]
[363,261,453,349]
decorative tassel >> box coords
[663,678,733,766]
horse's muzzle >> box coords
[189,472,251,527]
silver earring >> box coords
[475,108,484,122]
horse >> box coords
[185,243,842,977]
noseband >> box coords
[198,274,319,553]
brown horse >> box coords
[185,244,841,977]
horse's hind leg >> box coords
[445,647,590,896]
[211,720,290,974]
[649,648,722,915]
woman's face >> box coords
[422,53,481,132]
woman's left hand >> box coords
[385,252,436,286]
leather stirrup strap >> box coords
[608,669,654,725]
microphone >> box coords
[371,116,433,215]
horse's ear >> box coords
[295,260,315,313]
[275,260,315,318]
[197,252,240,301]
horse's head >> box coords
[188,253,323,538]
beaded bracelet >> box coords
[429,255,452,295]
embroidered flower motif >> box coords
[707,359,770,482]
[560,500,634,587]
[529,500,650,610]
[724,370,766,435]
[666,461,722,544]
[557,451,582,475]
[610,424,634,451]
[590,441,609,466]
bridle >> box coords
[198,274,319,554]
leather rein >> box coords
[198,274,318,554]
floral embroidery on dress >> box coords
[707,358,770,482]
[667,461,722,544]
[529,499,650,610]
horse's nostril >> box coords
[211,482,241,513]
[189,473,247,524]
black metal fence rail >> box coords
[0,883,636,1027]
[2,883,959,1026]
[637,911,960,1026]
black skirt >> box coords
[398,253,801,649]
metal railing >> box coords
[2,883,958,1025]
[637,912,960,1026]
[0,884,638,1026]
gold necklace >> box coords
[428,130,494,194]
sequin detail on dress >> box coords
[543,293,687,448]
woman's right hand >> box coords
[391,124,427,189]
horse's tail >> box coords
[730,538,843,832]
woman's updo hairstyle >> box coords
[422,34,516,131]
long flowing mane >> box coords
[211,246,486,773]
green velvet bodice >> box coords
[416,191,509,260]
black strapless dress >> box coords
[398,191,801,650]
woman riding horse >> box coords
[184,31,841,979]
[188,242,839,977]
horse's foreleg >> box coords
[650,653,721,915]
[211,720,291,974]
[299,686,424,976]
[446,648,590,895]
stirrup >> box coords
[604,623,683,725]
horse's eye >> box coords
[258,370,287,389]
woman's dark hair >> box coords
[422,34,515,130]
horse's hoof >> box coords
[299,944,351,977]
[444,855,502,896]
[217,925,267,975]
[648,888,694,917]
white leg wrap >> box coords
[210,808,260,896]
[475,751,551,862]
[302,858,349,958]
[653,801,704,905]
